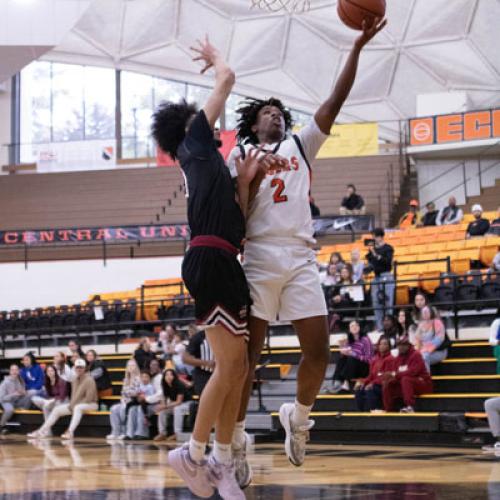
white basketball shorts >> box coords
[242,239,328,322]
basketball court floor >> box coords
[0,437,499,499]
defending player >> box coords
[152,36,278,499]
[228,17,387,484]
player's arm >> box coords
[190,35,235,129]
[314,17,387,134]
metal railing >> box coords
[418,139,500,207]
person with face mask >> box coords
[381,336,433,413]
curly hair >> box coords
[151,100,198,160]
[236,97,294,144]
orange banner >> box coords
[409,109,500,146]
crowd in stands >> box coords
[0,322,212,440]
[323,290,455,413]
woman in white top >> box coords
[53,352,72,382]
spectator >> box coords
[31,364,69,423]
[53,352,72,382]
[145,359,164,405]
[183,329,214,396]
[125,371,155,440]
[321,253,345,287]
[0,365,32,434]
[171,331,190,374]
[396,308,413,337]
[156,323,176,360]
[350,248,364,283]
[354,337,394,412]
[411,291,435,324]
[309,196,321,217]
[107,359,141,440]
[27,359,98,440]
[436,196,463,226]
[20,352,44,397]
[413,306,449,372]
[488,207,500,236]
[466,204,490,238]
[134,337,157,370]
[328,265,357,332]
[381,336,433,413]
[398,200,421,229]
[340,184,365,215]
[488,310,500,375]
[69,353,85,381]
[68,340,85,366]
[328,320,373,394]
[86,350,112,398]
[421,201,438,227]
[489,248,500,274]
[154,369,192,442]
[484,396,500,452]
[366,228,395,331]
[381,314,404,350]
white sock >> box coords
[188,438,206,463]
[213,441,232,465]
[291,400,313,427]
[232,420,246,450]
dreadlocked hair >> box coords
[151,99,198,160]
[236,97,294,144]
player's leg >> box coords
[169,325,247,499]
[277,247,330,465]
[232,315,268,488]
[235,315,269,424]
[278,315,329,466]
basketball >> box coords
[337,0,386,31]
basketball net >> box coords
[250,0,311,13]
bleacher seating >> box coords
[0,340,496,446]
[319,221,500,306]
[0,167,186,230]
[311,155,401,227]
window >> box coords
[225,93,245,131]
[20,61,116,160]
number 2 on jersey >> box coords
[271,178,288,204]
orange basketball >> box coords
[337,0,386,31]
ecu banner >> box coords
[0,224,190,246]
[409,108,500,146]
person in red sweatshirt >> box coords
[381,336,432,413]
[354,336,395,411]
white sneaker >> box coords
[61,431,74,441]
[233,432,252,489]
[207,455,245,499]
[106,434,118,440]
[117,434,126,441]
[279,402,314,467]
[27,429,50,439]
[400,406,415,413]
[168,444,214,498]
[482,441,500,452]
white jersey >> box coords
[228,119,328,244]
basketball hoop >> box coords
[250,0,311,13]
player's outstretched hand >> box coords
[190,34,219,74]
[355,16,387,48]
[235,148,263,185]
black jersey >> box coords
[177,110,245,249]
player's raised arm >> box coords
[314,17,387,135]
[190,35,235,128]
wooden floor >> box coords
[0,437,499,498]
